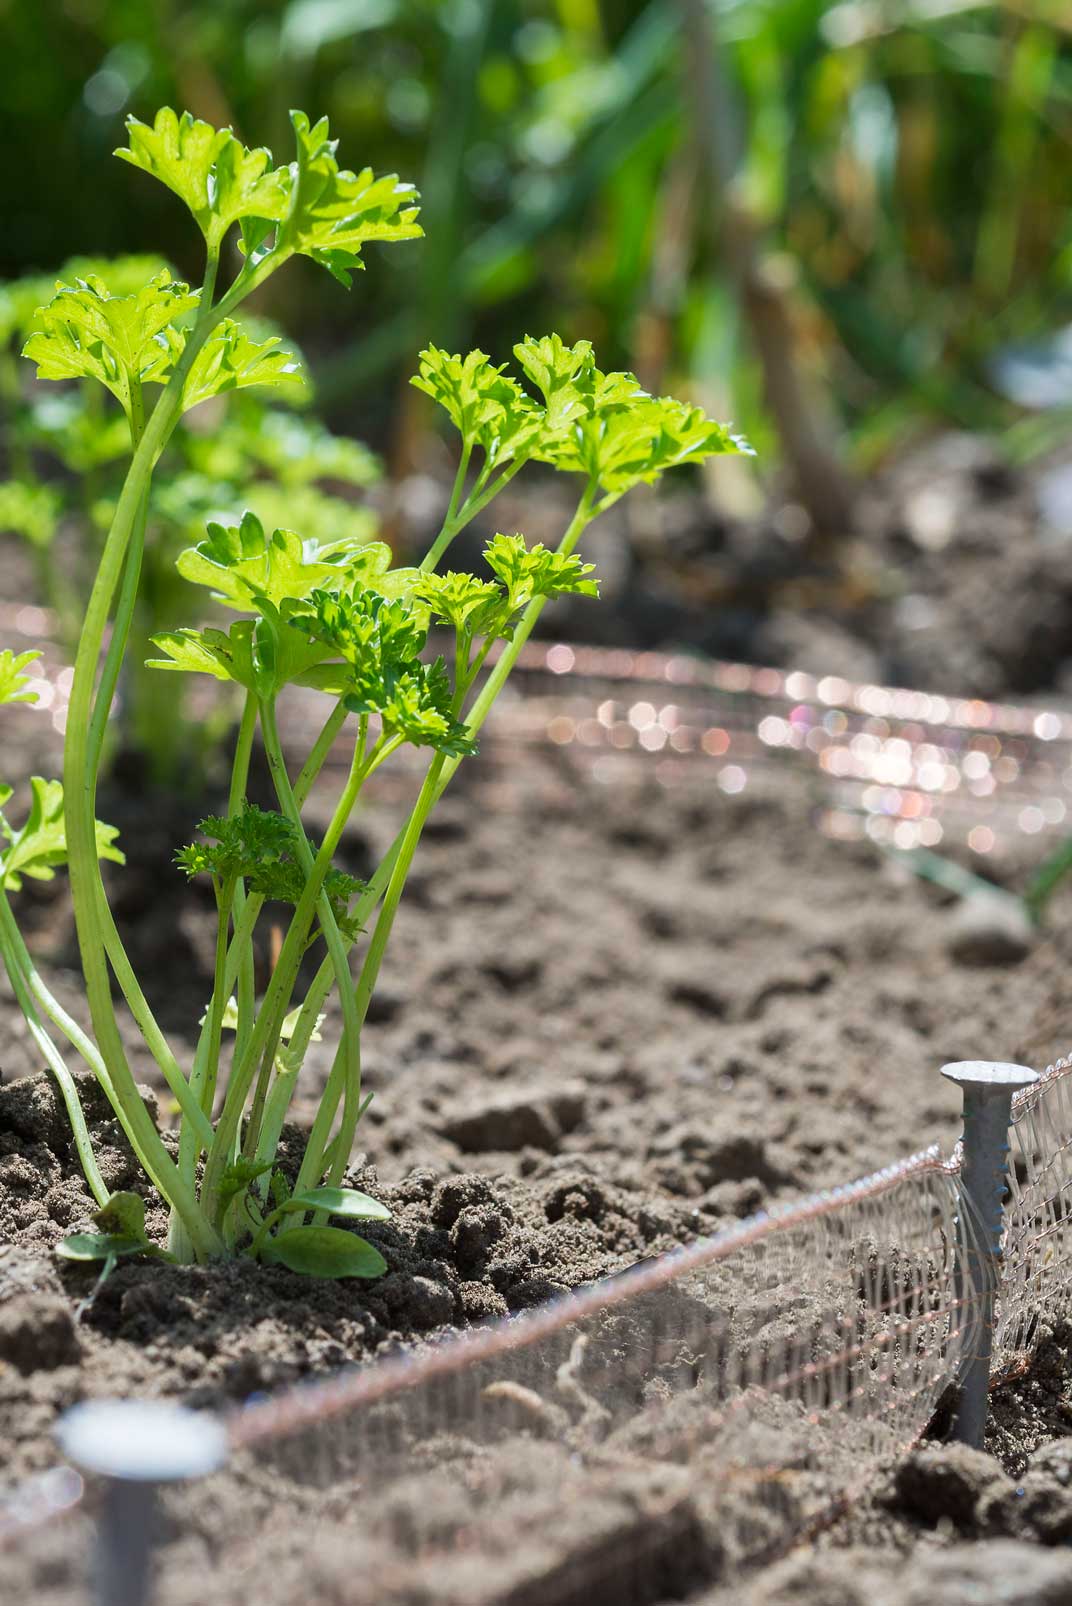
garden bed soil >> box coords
[7,430,1072,1600]
[4,732,1072,1602]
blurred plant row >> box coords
[5,0,1072,480]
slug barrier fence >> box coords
[5,640,1072,1604]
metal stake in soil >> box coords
[940,1060,1039,1450]
[56,1399,227,1606]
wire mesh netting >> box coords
[0,1146,995,1605]
[996,1056,1072,1375]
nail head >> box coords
[940,1060,1039,1095]
[57,1400,227,1483]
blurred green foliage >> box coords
[0,252,381,785]
[3,0,1072,466]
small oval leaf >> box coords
[260,1226,387,1280]
[57,1233,149,1263]
[93,1191,148,1241]
[289,1186,391,1222]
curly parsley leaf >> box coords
[176,803,297,883]
[410,571,504,635]
[0,649,41,706]
[22,272,197,420]
[0,777,124,892]
[512,334,603,433]
[116,109,290,248]
[181,321,305,412]
[148,609,336,698]
[177,804,367,935]
[410,346,541,467]
[289,589,476,756]
[550,395,752,493]
[483,533,599,609]
[282,111,423,286]
[147,624,256,687]
[174,510,390,613]
[293,588,426,670]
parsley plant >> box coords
[0,110,750,1277]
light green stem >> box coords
[60,245,274,1261]
[255,700,363,1172]
[0,895,109,1207]
[199,718,371,1223]
[419,456,525,573]
[228,694,259,1070]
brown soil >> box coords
[5,434,1072,1601]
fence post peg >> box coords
[940,1059,1039,1450]
[56,1399,227,1606]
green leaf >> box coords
[0,649,41,706]
[177,803,368,932]
[182,320,305,412]
[56,1233,157,1263]
[149,611,330,700]
[0,777,124,892]
[146,625,253,686]
[538,386,751,494]
[93,1191,148,1242]
[22,272,197,419]
[277,1186,391,1222]
[484,533,599,610]
[569,397,751,492]
[513,333,602,433]
[411,346,541,466]
[282,110,423,286]
[260,1224,387,1279]
[175,511,385,612]
[116,109,290,248]
[291,589,477,756]
[411,571,504,634]
[511,332,751,493]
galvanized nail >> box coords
[940,1060,1039,1449]
[56,1400,227,1606]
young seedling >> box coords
[0,109,751,1278]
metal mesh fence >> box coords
[3,644,1072,1600]
[0,1140,1007,1605]
[996,1055,1072,1374]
